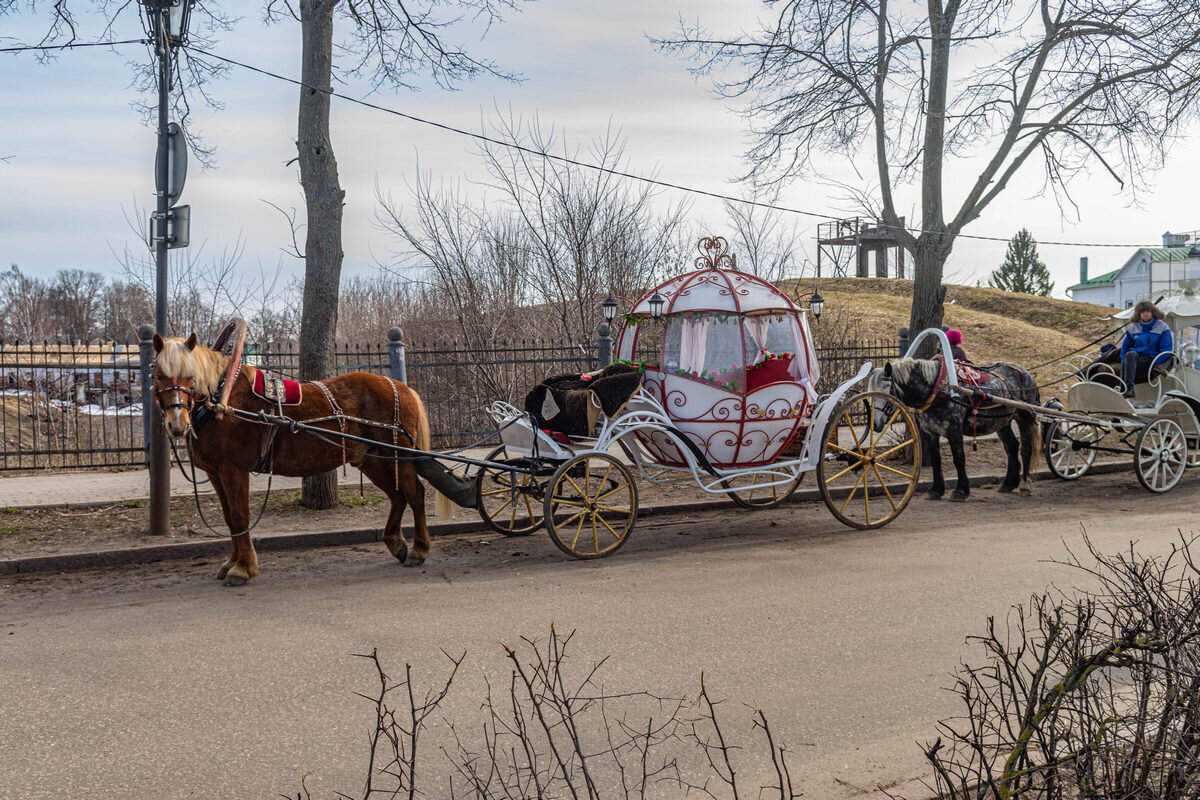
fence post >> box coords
[137,324,156,465]
[596,320,613,369]
[898,326,909,358]
[388,327,406,384]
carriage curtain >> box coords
[679,317,708,374]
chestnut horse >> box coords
[152,333,433,585]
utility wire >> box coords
[193,47,1167,251]
[2,38,1172,250]
[0,39,146,53]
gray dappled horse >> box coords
[868,358,1042,501]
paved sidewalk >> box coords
[0,468,363,509]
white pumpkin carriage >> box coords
[475,237,923,558]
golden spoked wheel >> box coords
[475,445,545,536]
[1044,421,1103,480]
[817,391,920,530]
[722,470,804,509]
[543,452,638,559]
[1134,418,1187,493]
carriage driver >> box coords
[1120,299,1173,398]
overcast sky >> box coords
[4,2,1200,299]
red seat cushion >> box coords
[746,355,793,390]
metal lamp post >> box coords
[141,0,194,535]
[597,291,618,368]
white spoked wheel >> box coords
[543,452,638,559]
[817,391,920,530]
[1044,421,1103,480]
[1134,418,1188,493]
[475,445,546,536]
[722,471,804,509]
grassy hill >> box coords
[780,278,1124,395]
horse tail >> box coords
[408,384,453,517]
[1030,412,1043,462]
[411,386,432,452]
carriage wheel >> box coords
[1044,421,1102,480]
[1134,418,1188,493]
[475,445,545,536]
[543,452,638,559]
[722,471,804,509]
[817,391,920,530]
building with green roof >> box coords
[1067,233,1200,308]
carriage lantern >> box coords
[809,290,824,320]
[648,290,666,321]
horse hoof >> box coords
[949,494,967,503]
[216,564,231,580]
[926,492,943,500]
[223,574,248,587]
[1016,487,1032,497]
[997,485,1014,494]
[403,556,426,568]
[392,541,408,563]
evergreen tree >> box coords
[989,229,1053,296]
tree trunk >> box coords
[907,235,951,356]
[297,0,344,510]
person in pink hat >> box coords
[946,329,970,363]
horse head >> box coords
[151,333,200,438]
[870,358,941,429]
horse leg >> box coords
[947,423,970,501]
[206,470,238,580]
[360,458,429,567]
[1016,412,1037,496]
[925,432,945,500]
[211,465,258,586]
[996,423,1020,493]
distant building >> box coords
[1067,232,1200,308]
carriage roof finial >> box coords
[694,235,736,271]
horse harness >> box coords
[914,357,1030,448]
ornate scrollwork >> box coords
[694,236,737,271]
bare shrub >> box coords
[922,534,1200,800]
[295,626,799,799]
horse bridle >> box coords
[152,367,197,416]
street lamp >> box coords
[602,291,618,324]
[809,290,824,321]
[142,0,193,45]
[141,0,195,536]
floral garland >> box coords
[746,351,794,372]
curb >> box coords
[0,462,1130,577]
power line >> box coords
[3,37,1172,250]
[0,39,146,54]
[193,47,1165,251]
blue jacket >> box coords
[1121,318,1172,360]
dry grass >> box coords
[783,278,1122,397]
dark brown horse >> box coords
[151,333,433,585]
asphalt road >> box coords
[2,469,1196,800]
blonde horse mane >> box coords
[886,358,940,387]
[156,337,227,397]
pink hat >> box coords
[946,329,963,345]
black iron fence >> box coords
[0,332,900,471]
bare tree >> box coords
[380,116,691,346]
[657,1,1200,340]
[722,186,804,284]
[0,265,51,342]
[47,268,105,343]
[259,0,528,510]
[100,280,153,343]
